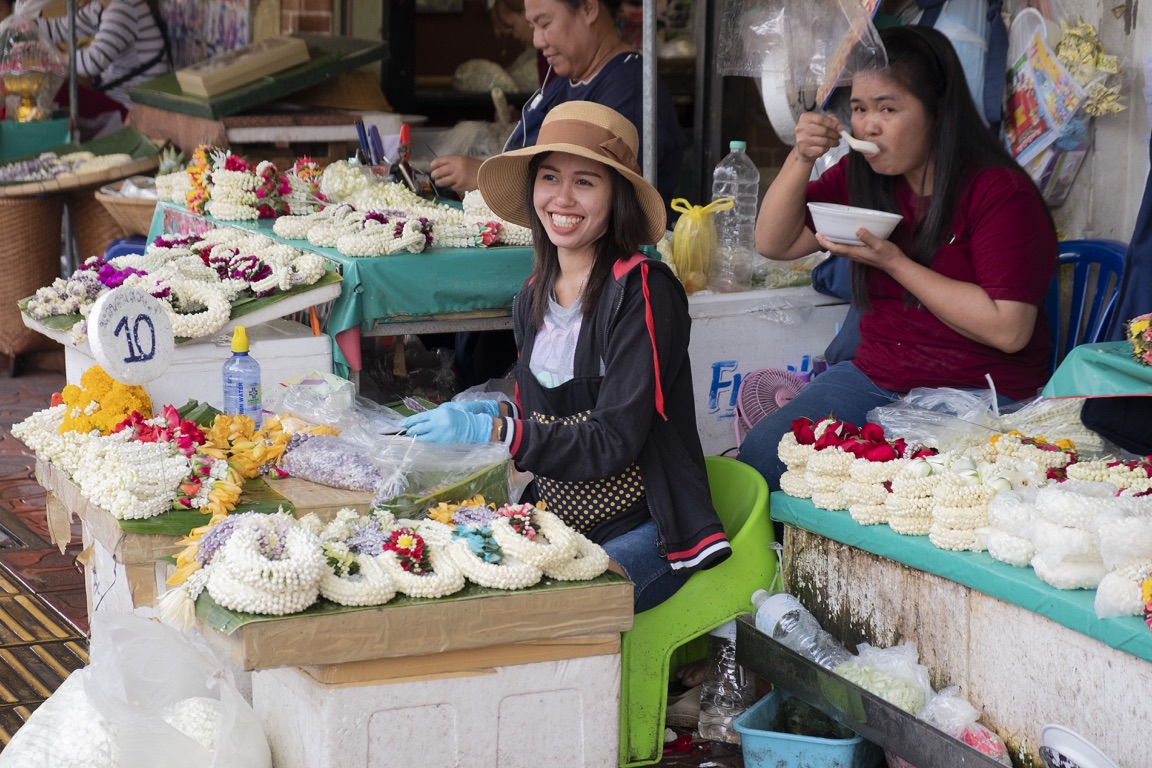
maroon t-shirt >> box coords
[807,159,1056,400]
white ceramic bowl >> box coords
[807,202,903,245]
[1040,725,1118,768]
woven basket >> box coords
[95,188,157,237]
[67,189,128,261]
[1,195,65,357]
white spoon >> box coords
[841,130,879,154]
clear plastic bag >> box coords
[669,197,731,293]
[867,387,1003,451]
[0,612,270,768]
[265,369,407,438]
[717,0,886,108]
[834,642,933,716]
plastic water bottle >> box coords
[710,140,761,291]
[752,590,853,670]
[697,620,757,744]
[222,326,262,427]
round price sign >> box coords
[88,287,174,385]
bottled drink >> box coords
[222,326,262,427]
[697,620,757,744]
[752,590,853,670]
[710,140,761,292]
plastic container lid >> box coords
[753,592,805,634]
[729,140,748,151]
[1040,725,1118,768]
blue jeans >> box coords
[603,518,690,613]
[736,361,906,492]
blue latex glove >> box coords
[399,406,493,444]
[440,399,501,417]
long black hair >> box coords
[846,25,1041,308]
[524,151,648,329]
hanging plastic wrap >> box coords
[716,0,886,113]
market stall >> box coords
[146,200,534,380]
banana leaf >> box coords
[117,476,292,535]
[196,572,626,634]
[18,270,342,338]
[373,458,510,519]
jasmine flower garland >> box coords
[205,517,326,615]
[444,522,543,590]
[379,526,466,599]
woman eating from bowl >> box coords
[402,101,730,612]
[738,24,1057,492]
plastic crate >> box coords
[733,690,882,768]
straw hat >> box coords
[477,101,666,245]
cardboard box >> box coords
[176,36,310,98]
[198,576,634,671]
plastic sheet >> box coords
[717,0,886,107]
[0,612,270,768]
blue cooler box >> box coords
[733,689,883,768]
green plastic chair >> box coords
[618,455,777,767]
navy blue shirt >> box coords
[507,52,685,209]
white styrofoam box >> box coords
[687,285,848,456]
[65,319,333,410]
[253,653,621,768]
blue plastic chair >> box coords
[103,236,147,260]
[1045,239,1127,373]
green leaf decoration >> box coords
[373,459,510,519]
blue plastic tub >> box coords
[733,690,883,768]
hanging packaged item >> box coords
[669,197,732,294]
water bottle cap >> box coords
[751,589,772,608]
[231,326,250,353]
[729,141,747,151]
[707,619,739,640]
[754,592,805,633]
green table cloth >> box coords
[771,491,1152,664]
[148,202,534,375]
[1042,340,1152,398]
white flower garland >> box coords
[848,502,889,526]
[1031,551,1107,590]
[1094,558,1152,617]
[806,447,855,476]
[932,504,990,530]
[319,552,397,606]
[779,469,812,498]
[1030,518,1100,560]
[443,536,542,590]
[843,480,889,506]
[887,514,932,536]
[987,530,1035,567]
[207,524,326,615]
[71,431,190,520]
[541,530,610,581]
[928,521,981,552]
[992,433,1072,470]
[849,457,908,485]
[379,543,466,599]
[1034,484,1114,529]
[811,490,849,511]
[490,505,579,569]
[777,433,816,470]
[462,189,533,246]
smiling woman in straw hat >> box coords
[400,101,731,612]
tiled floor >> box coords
[0,359,89,745]
[0,357,745,765]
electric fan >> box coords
[734,368,807,448]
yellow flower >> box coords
[396,532,418,550]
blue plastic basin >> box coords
[733,689,883,768]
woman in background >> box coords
[739,25,1057,492]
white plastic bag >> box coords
[0,612,270,768]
